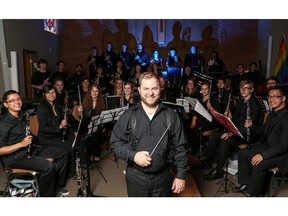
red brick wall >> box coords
[60,20,103,74]
[60,19,258,74]
[218,20,258,71]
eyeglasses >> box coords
[267,95,284,100]
[267,82,277,85]
[6,98,22,103]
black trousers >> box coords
[237,144,285,196]
[9,146,68,197]
[205,132,242,172]
[125,165,173,197]
[40,134,75,175]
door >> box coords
[23,50,38,98]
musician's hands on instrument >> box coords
[77,105,83,113]
[224,110,232,118]
[221,132,233,140]
[172,178,185,194]
[251,154,263,166]
[244,119,252,128]
[60,119,67,129]
[134,151,152,167]
[22,135,32,147]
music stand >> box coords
[185,97,212,166]
[162,101,189,121]
[80,114,107,196]
[210,111,248,197]
[105,95,121,109]
[98,105,129,168]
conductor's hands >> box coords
[134,151,152,167]
[172,178,186,194]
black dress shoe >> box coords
[203,169,224,180]
[232,184,248,192]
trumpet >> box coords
[25,112,32,158]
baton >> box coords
[150,123,171,157]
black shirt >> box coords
[110,102,189,179]
[0,111,27,164]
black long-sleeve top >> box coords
[232,96,262,143]
[37,100,63,142]
[0,110,27,164]
[110,102,189,180]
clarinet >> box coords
[62,91,69,142]
[246,100,251,148]
[35,73,53,95]
[119,53,129,69]
[72,85,84,196]
[225,88,233,114]
[133,51,142,64]
[25,112,32,158]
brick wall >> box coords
[60,19,258,74]
[60,20,103,74]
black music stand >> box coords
[98,106,129,168]
[185,97,212,167]
[210,111,248,197]
[80,115,106,197]
[105,95,121,109]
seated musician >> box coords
[0,90,69,197]
[214,76,234,114]
[233,85,288,196]
[203,79,263,180]
[189,81,221,154]
[78,84,106,162]
[37,84,76,179]
[120,81,137,107]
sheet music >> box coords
[100,105,129,124]
[184,97,212,122]
[211,111,243,138]
[87,115,101,135]
[176,98,189,113]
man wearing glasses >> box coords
[0,90,69,197]
[203,79,263,180]
[233,85,288,196]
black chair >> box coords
[267,167,288,197]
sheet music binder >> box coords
[184,97,212,122]
[211,111,243,138]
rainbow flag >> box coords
[274,34,288,84]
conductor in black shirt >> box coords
[111,72,189,197]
